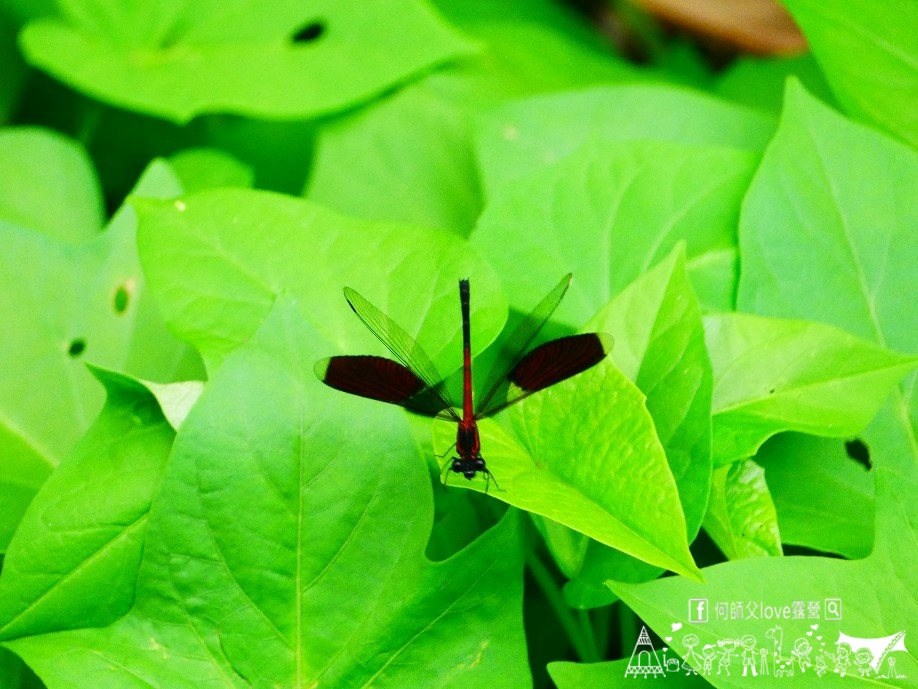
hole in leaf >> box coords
[68,338,86,357]
[844,438,871,470]
[292,20,324,43]
[114,285,130,313]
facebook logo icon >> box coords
[688,599,708,623]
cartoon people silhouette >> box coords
[826,643,852,677]
[854,648,874,678]
[759,648,770,676]
[792,638,812,672]
[740,635,757,677]
[681,634,700,675]
[814,654,828,676]
[717,639,737,676]
[701,645,716,675]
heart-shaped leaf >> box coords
[706,313,917,466]
[475,84,776,194]
[0,368,174,639]
[134,188,507,374]
[2,299,529,687]
[0,127,103,242]
[435,356,702,581]
[562,245,713,607]
[756,433,873,559]
[0,157,201,551]
[738,80,917,354]
[473,138,758,318]
[781,0,918,148]
[20,0,474,122]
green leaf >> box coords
[0,127,103,242]
[529,517,590,579]
[0,646,42,689]
[0,22,28,124]
[756,433,874,559]
[550,656,711,687]
[134,188,507,373]
[703,459,782,560]
[562,245,712,606]
[706,313,917,466]
[306,13,650,238]
[0,369,174,639]
[167,147,254,194]
[608,369,918,681]
[449,21,644,101]
[137,379,204,431]
[3,299,529,687]
[0,160,201,551]
[715,53,835,115]
[473,139,758,320]
[20,0,475,123]
[306,81,481,236]
[475,84,775,193]
[863,396,918,571]
[782,0,918,148]
[588,245,712,534]
[738,80,918,354]
[435,357,702,581]
[736,78,916,585]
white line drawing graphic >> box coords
[659,645,681,673]
[625,626,665,678]
[740,635,758,677]
[759,647,770,675]
[659,620,907,681]
[688,598,708,623]
[824,643,852,677]
[700,645,716,675]
[792,637,813,672]
[836,631,907,676]
[766,625,793,665]
[717,638,737,676]
[814,654,828,676]
[854,648,874,678]
[883,657,905,679]
[681,633,700,675]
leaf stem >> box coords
[75,98,104,149]
[525,550,600,662]
[618,601,639,656]
[591,603,612,657]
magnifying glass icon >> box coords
[826,599,841,619]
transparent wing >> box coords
[476,274,572,416]
[339,287,459,419]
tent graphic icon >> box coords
[625,626,666,678]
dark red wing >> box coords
[477,332,612,418]
[317,355,423,403]
[510,333,610,391]
[315,355,458,419]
